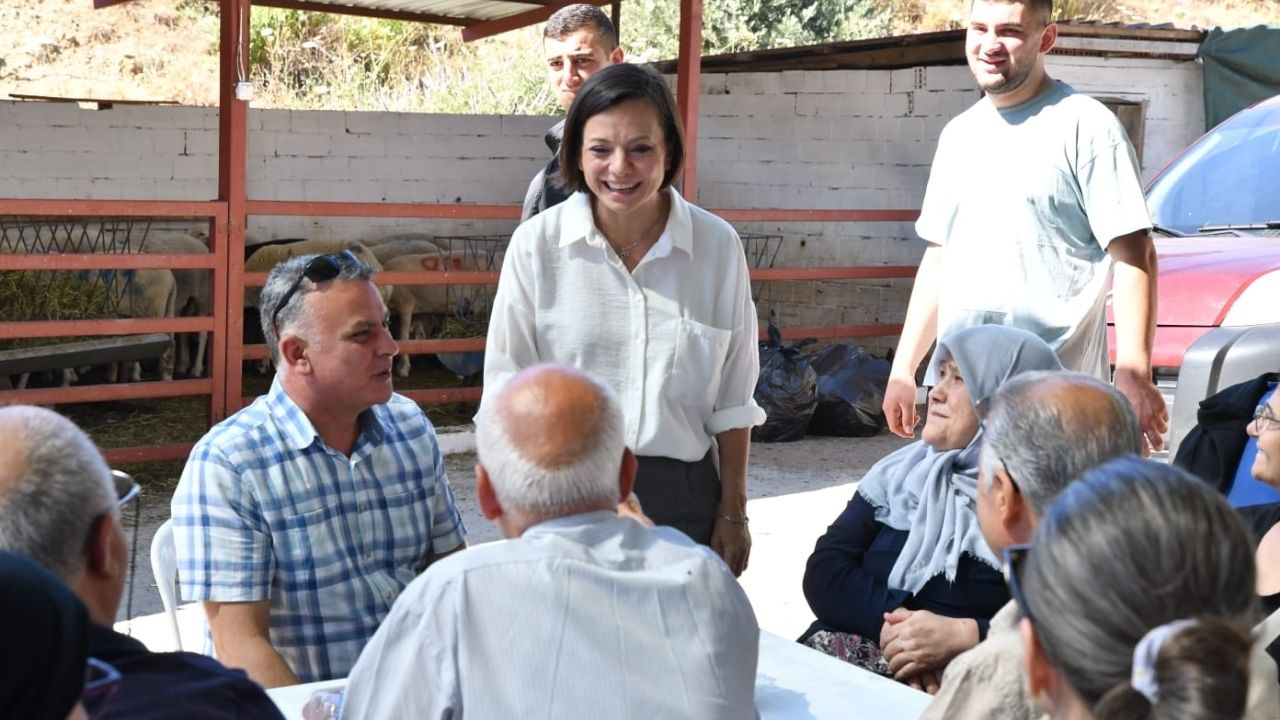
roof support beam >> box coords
[462,0,610,42]
[676,0,702,201]
[254,0,470,26]
[217,0,250,421]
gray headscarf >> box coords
[858,325,1063,593]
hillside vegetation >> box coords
[1,0,1276,113]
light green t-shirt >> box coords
[915,80,1151,380]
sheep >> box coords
[138,231,211,377]
[371,239,445,266]
[2,224,188,386]
[244,238,389,308]
[78,267,177,383]
[384,249,503,378]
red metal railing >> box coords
[0,199,229,463]
[0,0,917,465]
[0,198,917,462]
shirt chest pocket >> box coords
[279,505,341,587]
[663,316,732,411]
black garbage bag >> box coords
[807,343,890,437]
[752,326,817,443]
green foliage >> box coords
[1053,0,1121,20]
[233,1,893,112]
[623,0,892,60]
[244,8,556,113]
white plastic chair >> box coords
[150,518,183,651]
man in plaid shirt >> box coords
[172,250,466,687]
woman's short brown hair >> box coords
[555,63,686,195]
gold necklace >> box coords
[612,209,667,259]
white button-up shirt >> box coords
[342,512,761,719]
[484,188,765,461]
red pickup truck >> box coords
[1108,93,1280,449]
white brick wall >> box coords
[0,54,1204,350]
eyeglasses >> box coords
[269,250,359,334]
[84,471,140,555]
[110,470,141,510]
[1002,543,1036,626]
[1253,404,1280,435]
[82,657,122,718]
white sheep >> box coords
[384,249,503,377]
[3,224,185,386]
[99,267,178,383]
[244,239,389,307]
[139,230,211,378]
[371,239,445,266]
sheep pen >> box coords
[1,220,486,497]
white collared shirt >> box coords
[484,188,765,461]
[342,512,760,719]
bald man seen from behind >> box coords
[342,363,760,719]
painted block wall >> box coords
[0,54,1204,354]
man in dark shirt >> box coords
[0,405,283,719]
[521,4,624,221]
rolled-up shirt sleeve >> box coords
[172,446,273,602]
[707,232,767,436]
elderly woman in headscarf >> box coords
[801,324,1063,691]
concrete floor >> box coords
[114,431,912,651]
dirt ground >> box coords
[113,430,911,648]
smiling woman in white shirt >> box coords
[484,62,765,575]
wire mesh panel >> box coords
[0,216,150,254]
[0,216,204,383]
[739,231,784,313]
[0,217,149,327]
[411,234,509,381]
[429,234,509,320]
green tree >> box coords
[622,0,891,61]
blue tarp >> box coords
[1198,25,1280,130]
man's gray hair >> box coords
[981,370,1142,518]
[0,407,115,583]
[259,252,375,366]
[476,371,625,514]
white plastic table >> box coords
[268,631,930,719]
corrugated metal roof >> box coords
[96,0,613,41]
[272,0,542,25]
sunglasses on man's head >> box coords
[270,250,360,334]
[1002,543,1036,625]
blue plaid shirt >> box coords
[171,379,466,683]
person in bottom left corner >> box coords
[0,549,94,720]
[0,405,284,719]
[172,250,467,688]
